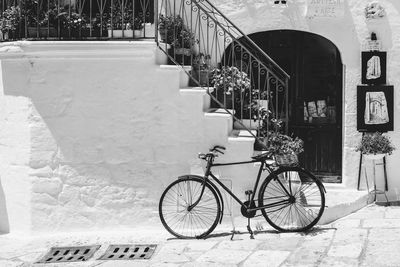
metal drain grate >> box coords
[36,245,101,263]
[98,244,157,260]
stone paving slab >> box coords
[2,204,400,266]
[243,250,290,267]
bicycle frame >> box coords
[188,157,292,213]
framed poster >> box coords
[361,51,386,85]
[357,85,393,132]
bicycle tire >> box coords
[159,176,221,239]
[258,166,325,232]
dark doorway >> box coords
[244,30,343,182]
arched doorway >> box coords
[244,30,343,183]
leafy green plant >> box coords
[158,14,183,43]
[133,16,143,30]
[0,6,20,33]
[264,131,304,156]
[356,132,395,155]
[57,11,87,30]
[193,53,211,70]
[106,1,133,30]
[210,66,251,95]
[172,28,196,48]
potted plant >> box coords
[92,12,109,37]
[190,53,211,86]
[356,132,395,160]
[133,16,143,38]
[56,6,88,38]
[210,66,251,110]
[24,0,58,38]
[107,2,134,38]
[0,6,20,41]
[170,28,198,65]
[158,14,183,44]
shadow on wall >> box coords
[0,176,10,234]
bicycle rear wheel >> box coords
[159,177,221,239]
[258,167,325,232]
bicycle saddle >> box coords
[251,151,272,161]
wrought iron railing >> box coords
[0,0,155,40]
[157,0,290,144]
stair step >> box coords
[160,65,192,88]
[180,87,207,93]
[231,129,257,138]
[180,88,210,111]
[159,65,192,71]
[206,108,235,115]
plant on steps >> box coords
[210,66,251,110]
[191,53,211,86]
[158,14,183,44]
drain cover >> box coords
[36,245,101,263]
[98,244,157,260]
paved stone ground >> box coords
[1,204,400,267]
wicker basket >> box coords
[274,154,299,166]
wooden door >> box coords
[248,30,343,182]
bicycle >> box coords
[159,145,326,239]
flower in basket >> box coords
[355,132,395,155]
[210,66,251,95]
[264,130,304,166]
[265,131,304,156]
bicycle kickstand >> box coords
[245,191,254,239]
[247,217,254,239]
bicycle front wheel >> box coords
[159,177,221,239]
[258,167,325,232]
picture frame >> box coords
[361,51,386,85]
[357,85,393,132]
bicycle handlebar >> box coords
[198,145,226,161]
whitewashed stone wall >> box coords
[0,41,258,233]
[0,42,211,233]
[210,0,400,201]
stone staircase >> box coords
[156,46,369,227]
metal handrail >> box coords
[0,0,156,40]
[194,0,289,82]
[157,0,290,142]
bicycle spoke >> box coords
[160,178,220,238]
[259,168,325,232]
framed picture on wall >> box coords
[357,85,393,132]
[361,51,386,85]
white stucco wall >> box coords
[0,41,258,233]
[209,0,400,201]
[1,0,400,233]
